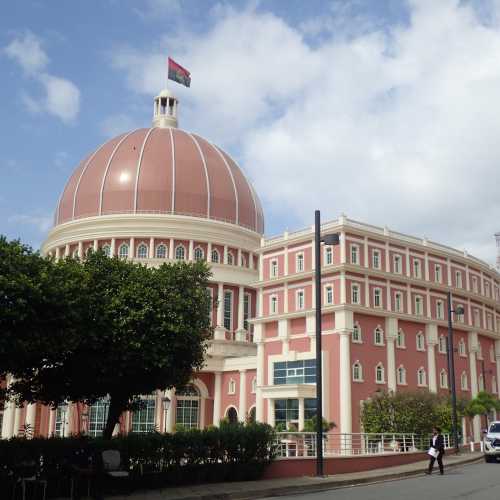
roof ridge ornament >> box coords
[153,88,178,128]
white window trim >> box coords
[461,372,469,391]
[351,244,360,265]
[136,242,149,259]
[324,284,334,305]
[372,250,381,270]
[413,259,421,279]
[270,259,278,278]
[175,244,186,260]
[374,326,385,346]
[435,264,442,283]
[251,377,257,394]
[352,361,364,382]
[417,367,427,387]
[211,248,220,263]
[324,246,333,265]
[296,252,304,272]
[436,300,444,320]
[270,294,278,315]
[194,246,205,261]
[396,329,406,349]
[373,287,382,308]
[414,295,423,316]
[393,254,402,274]
[296,289,305,310]
[455,270,462,288]
[227,251,234,265]
[228,378,236,395]
[118,243,129,259]
[352,323,363,343]
[375,363,385,384]
[351,283,361,305]
[416,332,426,352]
[394,292,403,313]
[438,335,447,354]
[397,365,407,386]
[459,339,467,357]
[440,369,448,389]
[155,243,168,259]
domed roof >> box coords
[55,127,264,234]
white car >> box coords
[484,421,500,463]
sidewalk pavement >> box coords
[114,452,483,500]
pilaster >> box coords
[213,372,222,426]
[426,323,438,393]
[385,317,398,392]
[238,370,247,422]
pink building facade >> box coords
[2,89,500,442]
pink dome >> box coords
[55,128,264,234]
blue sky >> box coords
[2,0,500,265]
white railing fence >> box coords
[275,432,453,458]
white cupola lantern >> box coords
[153,88,178,128]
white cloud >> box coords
[3,31,80,123]
[4,30,49,74]
[8,214,53,233]
[111,0,500,264]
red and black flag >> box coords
[168,57,191,88]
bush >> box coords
[0,422,277,496]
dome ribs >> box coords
[171,129,208,219]
[133,128,155,213]
[195,134,238,226]
[188,133,211,218]
[73,134,126,221]
[100,129,146,216]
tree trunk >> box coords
[103,394,126,440]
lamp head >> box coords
[455,305,465,315]
[162,396,171,411]
[322,233,340,246]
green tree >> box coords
[464,391,500,424]
[2,245,212,439]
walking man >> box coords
[427,427,445,475]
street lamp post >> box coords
[447,291,464,454]
[314,210,340,476]
[162,396,171,433]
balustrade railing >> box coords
[275,432,452,458]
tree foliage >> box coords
[1,238,212,438]
[361,390,469,435]
[464,391,500,419]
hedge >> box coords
[0,421,277,496]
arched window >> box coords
[414,295,423,316]
[118,243,129,259]
[136,243,148,259]
[461,372,468,391]
[417,368,427,387]
[440,369,448,389]
[228,379,236,395]
[373,288,382,308]
[352,323,362,343]
[397,329,405,348]
[226,407,238,424]
[394,292,403,312]
[416,332,425,351]
[175,245,185,260]
[459,339,466,356]
[211,249,220,263]
[131,394,156,434]
[374,326,384,346]
[324,246,333,265]
[270,295,278,314]
[352,361,363,382]
[101,244,111,257]
[438,335,447,354]
[375,363,385,384]
[436,300,444,320]
[248,406,256,423]
[227,251,234,265]
[194,247,204,262]
[176,385,200,429]
[397,366,406,385]
[251,377,257,394]
[155,244,167,259]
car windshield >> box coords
[489,424,500,433]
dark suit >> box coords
[428,434,445,474]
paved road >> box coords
[263,461,500,500]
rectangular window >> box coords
[296,290,305,310]
[474,309,480,328]
[455,271,462,288]
[436,301,444,320]
[243,293,250,330]
[413,259,421,279]
[373,288,381,308]
[88,399,109,438]
[415,296,423,316]
[274,399,298,428]
[274,359,316,385]
[270,295,278,314]
[472,276,478,293]
[224,291,233,330]
[176,398,199,429]
[325,246,333,265]
[372,250,381,270]
[131,396,156,434]
[270,259,278,278]
[296,253,304,272]
[351,284,360,304]
[54,406,67,437]
[395,292,402,312]
[394,255,402,274]
[435,264,442,283]
[325,285,333,305]
[351,245,359,265]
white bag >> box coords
[428,447,439,458]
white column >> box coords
[468,332,481,442]
[165,389,175,433]
[130,237,135,258]
[169,238,174,259]
[406,284,412,313]
[224,245,228,265]
[465,264,470,291]
[188,240,194,261]
[426,323,438,393]
[93,239,98,252]
[65,244,70,257]
[55,247,61,260]
[25,403,37,437]
[426,290,431,319]
[339,331,352,434]
[237,248,242,267]
[255,324,265,422]
[386,281,392,312]
[236,286,246,341]
[340,231,346,264]
[207,242,212,263]
[363,237,369,268]
[258,289,263,318]
[364,276,370,306]
[213,372,222,426]
[284,282,289,314]
[284,248,289,275]
[447,258,452,286]
[424,252,430,281]
[1,400,15,439]
[48,409,56,437]
[386,317,397,392]
[214,283,225,340]
[78,241,83,258]
[405,248,410,277]
[149,237,155,258]
[249,251,254,270]
[238,370,247,422]
[110,238,116,257]
[298,398,305,431]
[13,407,22,437]
[63,404,72,437]
[259,253,264,281]
[340,272,346,304]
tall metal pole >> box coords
[446,291,460,454]
[314,210,323,476]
